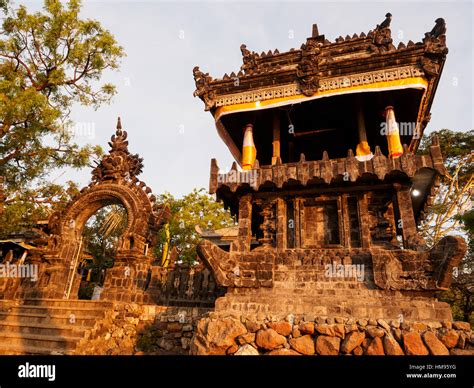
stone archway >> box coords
[29,118,169,302]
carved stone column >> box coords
[394,184,419,249]
[256,199,276,248]
[231,194,253,252]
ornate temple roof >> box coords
[193,15,448,155]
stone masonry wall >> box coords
[191,313,474,356]
[74,303,210,355]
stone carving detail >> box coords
[240,44,259,75]
[372,13,395,53]
[296,39,322,96]
[371,236,467,291]
[255,199,276,248]
[421,19,448,78]
[193,66,216,111]
[91,118,143,183]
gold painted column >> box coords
[355,97,373,161]
[384,106,403,158]
[272,111,280,165]
[242,124,256,170]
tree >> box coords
[0,0,9,14]
[418,129,473,245]
[82,204,127,270]
[0,0,124,234]
[155,188,236,265]
[418,129,473,324]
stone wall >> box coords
[191,312,474,356]
[75,303,210,355]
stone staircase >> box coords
[0,299,112,355]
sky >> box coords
[23,0,474,197]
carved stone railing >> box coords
[210,138,445,194]
[147,264,225,307]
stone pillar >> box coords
[29,256,69,299]
[341,194,351,248]
[394,185,418,249]
[276,198,286,250]
[101,255,153,303]
[294,199,302,248]
[257,199,276,248]
[232,194,252,252]
[358,193,371,248]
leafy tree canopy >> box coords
[0,0,124,235]
[155,188,236,265]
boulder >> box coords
[377,319,391,332]
[289,335,315,355]
[234,344,259,356]
[255,329,287,350]
[452,321,471,331]
[236,332,256,345]
[366,325,385,338]
[245,320,262,333]
[438,329,460,349]
[316,335,341,355]
[299,322,315,335]
[267,321,292,336]
[365,337,385,355]
[315,324,345,339]
[341,331,365,354]
[267,348,301,356]
[383,334,404,355]
[403,332,429,355]
[190,317,247,355]
[422,331,449,355]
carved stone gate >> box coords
[23,119,169,302]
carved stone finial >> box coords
[373,12,395,53]
[193,66,216,111]
[91,118,144,183]
[312,24,319,37]
[421,18,448,75]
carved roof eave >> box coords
[209,138,446,199]
[206,44,428,96]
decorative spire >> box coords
[91,117,144,183]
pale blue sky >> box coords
[23,0,474,197]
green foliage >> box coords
[419,129,473,326]
[155,188,235,264]
[0,180,80,236]
[0,0,124,233]
[418,129,473,181]
[418,129,473,245]
[0,0,9,14]
[82,205,127,270]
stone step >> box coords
[3,305,107,317]
[0,320,88,337]
[0,342,74,355]
[21,298,113,309]
[0,299,112,355]
[0,311,99,326]
[0,332,81,351]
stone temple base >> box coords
[215,288,453,321]
[190,312,473,355]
